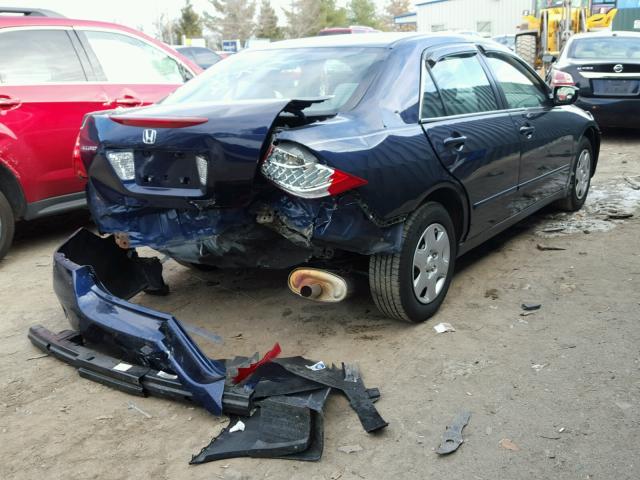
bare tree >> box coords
[204,0,256,44]
[383,0,414,32]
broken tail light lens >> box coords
[550,69,575,87]
[106,150,135,181]
[261,143,367,199]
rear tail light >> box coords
[72,117,98,180]
[550,69,575,87]
[260,143,367,199]
[72,133,88,180]
[106,150,135,181]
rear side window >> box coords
[425,54,498,118]
[0,29,86,84]
[485,54,548,109]
[83,31,185,83]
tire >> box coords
[369,202,457,323]
[516,33,537,67]
[0,190,15,261]
[556,138,593,212]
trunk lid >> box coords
[87,99,312,208]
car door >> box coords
[483,51,574,209]
[75,29,193,108]
[420,46,522,238]
[0,27,107,204]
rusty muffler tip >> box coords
[288,268,352,303]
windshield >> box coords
[568,37,640,60]
[163,47,387,114]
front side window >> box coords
[0,29,86,84]
[163,47,386,115]
[428,54,498,116]
[83,31,185,83]
[485,54,548,109]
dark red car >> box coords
[0,13,201,260]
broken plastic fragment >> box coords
[521,303,542,311]
[434,323,455,334]
[436,411,471,455]
[229,421,245,433]
[306,361,326,371]
[233,343,282,384]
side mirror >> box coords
[542,54,557,64]
[554,86,579,106]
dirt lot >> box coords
[1,132,639,480]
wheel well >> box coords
[421,187,466,242]
[582,127,600,175]
[0,163,26,219]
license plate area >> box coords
[592,79,640,97]
[134,150,205,189]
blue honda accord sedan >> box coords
[74,33,599,323]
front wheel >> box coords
[0,190,16,261]
[369,202,457,323]
[556,138,593,212]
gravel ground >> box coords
[1,131,639,480]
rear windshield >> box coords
[568,37,640,60]
[163,47,387,114]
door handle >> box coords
[443,135,467,150]
[519,125,536,138]
[0,96,21,109]
[113,96,143,107]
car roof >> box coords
[0,15,145,35]
[570,30,640,40]
[260,32,504,50]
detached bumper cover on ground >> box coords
[50,228,226,414]
[36,227,387,463]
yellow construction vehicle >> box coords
[516,0,618,71]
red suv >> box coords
[0,11,201,260]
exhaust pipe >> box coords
[288,268,353,303]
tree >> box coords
[383,0,414,31]
[348,0,381,29]
[283,0,321,38]
[177,0,203,40]
[204,0,256,44]
[256,0,283,40]
[154,14,179,44]
[283,0,348,39]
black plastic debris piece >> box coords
[191,389,332,464]
[521,303,542,311]
[436,411,471,455]
[28,325,253,413]
[29,325,386,463]
[273,357,389,433]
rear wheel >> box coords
[0,190,15,261]
[556,138,593,212]
[369,202,457,323]
[515,33,537,67]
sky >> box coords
[2,0,397,36]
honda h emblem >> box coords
[142,129,157,145]
[613,64,624,73]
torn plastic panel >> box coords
[52,228,226,415]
